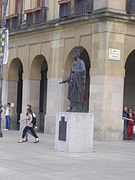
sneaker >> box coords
[23,139,28,142]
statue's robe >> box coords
[67,59,86,103]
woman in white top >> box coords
[18,106,39,143]
[3,103,12,130]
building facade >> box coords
[1,0,135,140]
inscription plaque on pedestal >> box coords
[59,116,67,141]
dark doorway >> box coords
[39,60,48,133]
[17,63,23,130]
[124,50,135,110]
[8,58,23,130]
[80,49,91,112]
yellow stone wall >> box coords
[3,0,135,140]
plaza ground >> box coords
[0,131,135,180]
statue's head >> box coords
[72,49,80,60]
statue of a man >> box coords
[60,49,86,112]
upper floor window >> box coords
[59,1,71,18]
[58,0,93,18]
[24,0,47,26]
[6,0,23,30]
[5,0,48,30]
[24,0,40,14]
[74,0,93,15]
[126,0,135,14]
[6,0,18,18]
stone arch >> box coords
[63,46,91,112]
[30,54,48,133]
[8,58,23,130]
[123,49,135,111]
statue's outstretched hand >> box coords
[59,80,67,84]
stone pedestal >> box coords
[55,112,94,153]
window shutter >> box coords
[31,0,38,9]
[9,0,17,15]
[24,0,40,13]
[6,0,17,18]
[6,2,10,16]
[24,0,31,11]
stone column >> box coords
[29,79,40,131]
[44,37,64,134]
[2,80,8,129]
[107,0,126,13]
[89,76,105,139]
[90,75,124,140]
[20,79,30,131]
[89,21,126,140]
[45,77,63,134]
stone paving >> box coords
[0,131,135,180]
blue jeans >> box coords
[6,115,10,130]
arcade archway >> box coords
[8,58,23,130]
[124,50,135,110]
[30,55,48,133]
[64,46,91,112]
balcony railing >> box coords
[74,0,93,16]
[126,0,135,14]
[6,7,47,31]
[59,0,93,18]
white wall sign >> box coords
[109,48,120,61]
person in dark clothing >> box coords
[122,106,128,140]
[18,106,39,143]
[127,108,134,140]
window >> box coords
[58,0,93,18]
[24,0,40,14]
[6,0,17,18]
[25,0,47,26]
[26,13,33,26]
[35,0,47,24]
[35,7,47,24]
[126,0,135,14]
[59,1,71,18]
[74,0,93,15]
[6,0,23,30]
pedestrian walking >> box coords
[3,103,12,130]
[127,108,134,140]
[24,104,37,142]
[122,106,128,140]
[18,106,39,143]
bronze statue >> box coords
[60,49,86,112]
